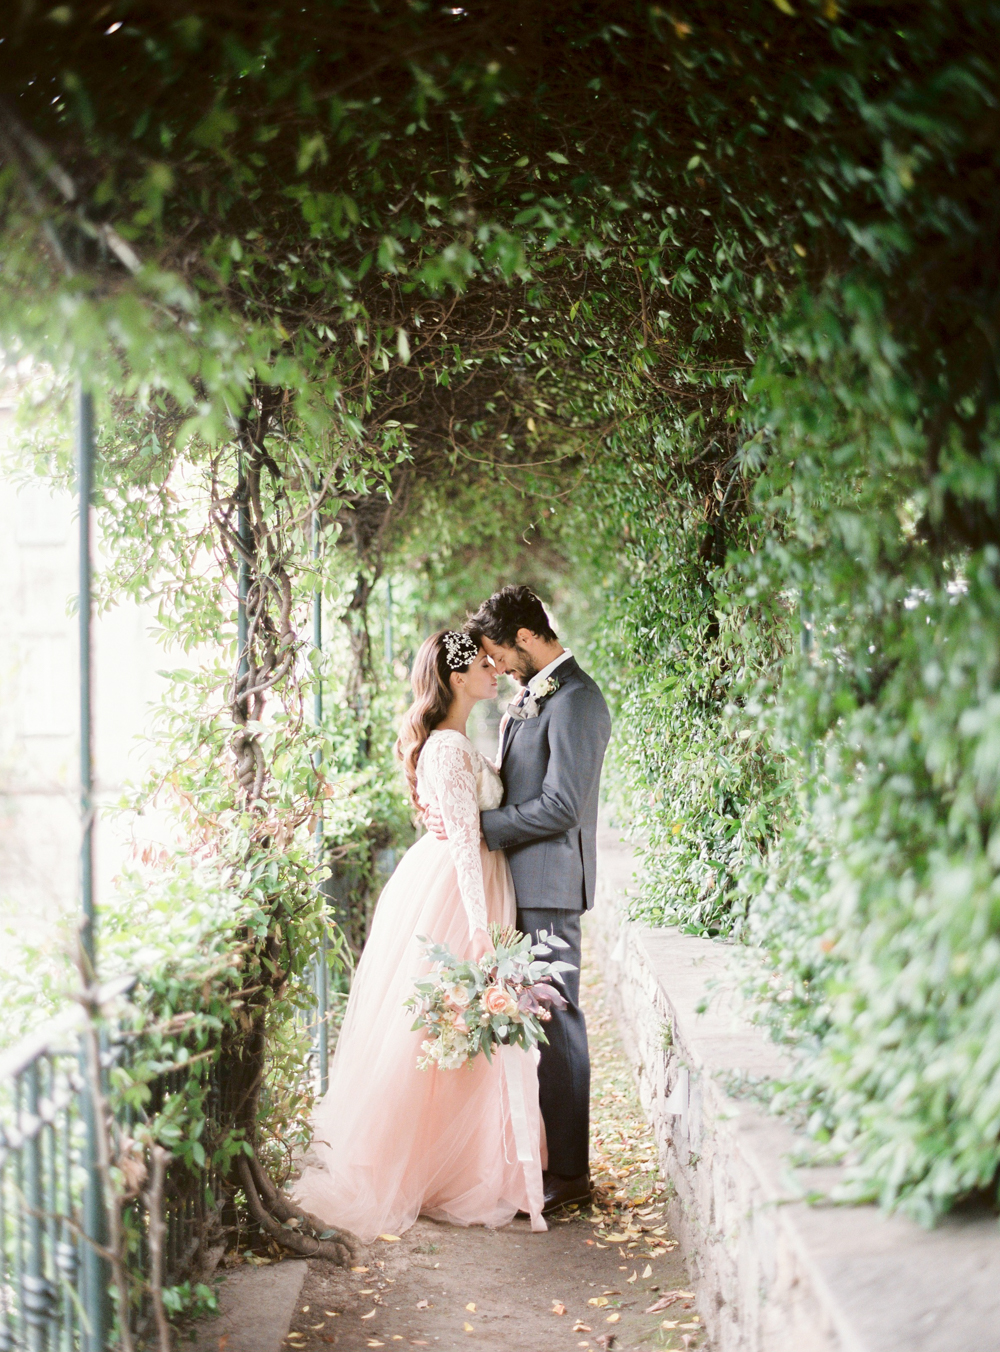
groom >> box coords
[469,585,611,1212]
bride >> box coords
[294,629,547,1239]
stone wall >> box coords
[590,826,1000,1352]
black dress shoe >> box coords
[542,1172,592,1214]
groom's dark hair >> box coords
[467,585,558,647]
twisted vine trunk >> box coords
[210,384,362,1266]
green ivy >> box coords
[3,0,1000,1228]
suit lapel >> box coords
[500,703,523,763]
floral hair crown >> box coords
[442,630,479,671]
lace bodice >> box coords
[416,730,503,937]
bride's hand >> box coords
[470,928,493,961]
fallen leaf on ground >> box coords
[572,1322,592,1333]
[626,1271,637,1284]
[641,1265,652,1279]
[462,1323,474,1333]
[366,1343,384,1348]
[606,1311,621,1323]
[360,1310,377,1321]
[359,1289,375,1295]
[465,1303,476,1313]
[552,1301,567,1315]
[645,1291,688,1314]
[351,1266,369,1273]
[594,1336,616,1349]
[415,1300,430,1311]
[379,1234,401,1242]
[588,1296,609,1307]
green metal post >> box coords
[23,1061,44,1352]
[0,1150,11,1352]
[78,388,96,976]
[799,606,813,658]
[313,504,329,1094]
[76,386,108,1352]
[800,598,815,784]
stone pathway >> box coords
[266,927,706,1352]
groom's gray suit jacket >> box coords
[480,657,611,911]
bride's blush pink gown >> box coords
[293,729,547,1241]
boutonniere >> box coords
[507,676,561,722]
[531,675,560,701]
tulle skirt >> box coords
[293,833,547,1242]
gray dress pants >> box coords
[517,907,590,1179]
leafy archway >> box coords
[3,0,1000,1260]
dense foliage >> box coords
[3,0,1000,1232]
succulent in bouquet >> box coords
[405,922,575,1071]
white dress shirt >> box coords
[497,649,573,762]
[527,648,573,693]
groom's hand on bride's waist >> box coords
[422,804,486,844]
[422,804,448,840]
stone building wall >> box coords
[0,401,170,973]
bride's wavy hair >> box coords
[395,630,474,808]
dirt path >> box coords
[279,928,706,1352]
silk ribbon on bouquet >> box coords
[500,1044,547,1232]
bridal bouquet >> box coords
[405,923,575,1071]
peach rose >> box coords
[483,986,510,1016]
[444,983,471,1010]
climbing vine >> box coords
[3,0,1000,1237]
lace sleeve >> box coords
[423,736,488,936]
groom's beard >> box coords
[510,645,539,685]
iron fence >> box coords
[0,982,228,1352]
[1,1011,88,1352]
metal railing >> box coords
[1,1012,89,1352]
[0,983,227,1352]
